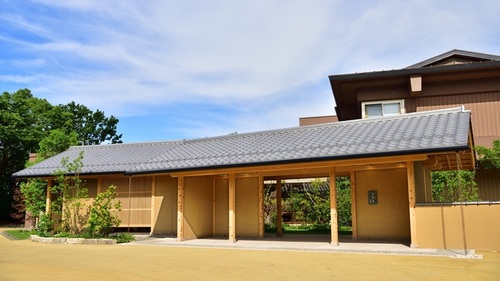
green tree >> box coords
[1,89,52,219]
[1,89,123,220]
[475,140,500,169]
[51,151,88,235]
[431,170,479,202]
[19,179,47,225]
[61,102,122,145]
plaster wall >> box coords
[214,178,229,236]
[355,169,410,240]
[183,176,213,239]
[415,204,500,251]
[235,177,260,237]
[152,176,177,236]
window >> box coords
[362,100,404,118]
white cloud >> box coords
[1,0,499,141]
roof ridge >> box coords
[405,49,500,69]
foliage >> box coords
[1,89,122,220]
[431,170,479,202]
[51,151,88,235]
[37,212,54,237]
[264,177,352,232]
[86,185,121,238]
[335,177,352,228]
[475,140,500,169]
[112,233,135,243]
[37,129,78,160]
[19,179,47,223]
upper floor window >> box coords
[362,100,405,118]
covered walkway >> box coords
[127,234,481,259]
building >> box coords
[302,49,500,201]
[13,51,500,251]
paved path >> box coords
[129,234,481,258]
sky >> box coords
[1,0,499,143]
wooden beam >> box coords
[229,173,236,243]
[258,175,264,238]
[177,176,185,241]
[169,154,429,178]
[329,169,339,246]
[407,161,418,248]
[276,177,283,236]
[350,170,358,240]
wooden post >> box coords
[213,177,216,237]
[258,175,264,238]
[177,176,185,241]
[407,161,419,248]
[150,176,156,235]
[276,177,283,236]
[330,169,339,246]
[229,173,236,243]
[350,170,358,240]
[46,180,53,213]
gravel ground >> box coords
[1,228,499,281]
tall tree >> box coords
[61,102,122,145]
[475,140,500,169]
[1,89,123,220]
[0,89,52,219]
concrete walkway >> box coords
[127,234,481,259]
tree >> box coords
[476,140,500,169]
[61,102,122,145]
[1,89,123,220]
[1,89,52,219]
[51,151,88,235]
[431,170,479,202]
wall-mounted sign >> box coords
[368,190,378,205]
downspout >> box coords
[128,176,132,232]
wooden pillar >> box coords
[229,173,236,243]
[330,169,339,246]
[258,175,264,238]
[423,166,432,202]
[350,170,358,240]
[177,176,185,241]
[150,176,156,235]
[212,177,216,237]
[276,177,283,236]
[407,161,419,248]
[46,180,53,213]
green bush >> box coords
[113,233,135,243]
[86,185,121,238]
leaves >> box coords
[86,185,121,238]
[476,140,500,169]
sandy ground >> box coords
[1,229,500,281]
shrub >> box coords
[86,185,121,238]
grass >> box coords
[4,229,32,240]
[266,224,353,235]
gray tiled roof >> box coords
[13,107,471,178]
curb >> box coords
[30,235,117,245]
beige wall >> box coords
[183,176,213,239]
[415,204,500,251]
[355,169,410,240]
[235,177,260,237]
[100,176,152,227]
[214,178,229,236]
[152,176,177,235]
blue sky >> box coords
[1,0,499,143]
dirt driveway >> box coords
[1,230,499,281]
